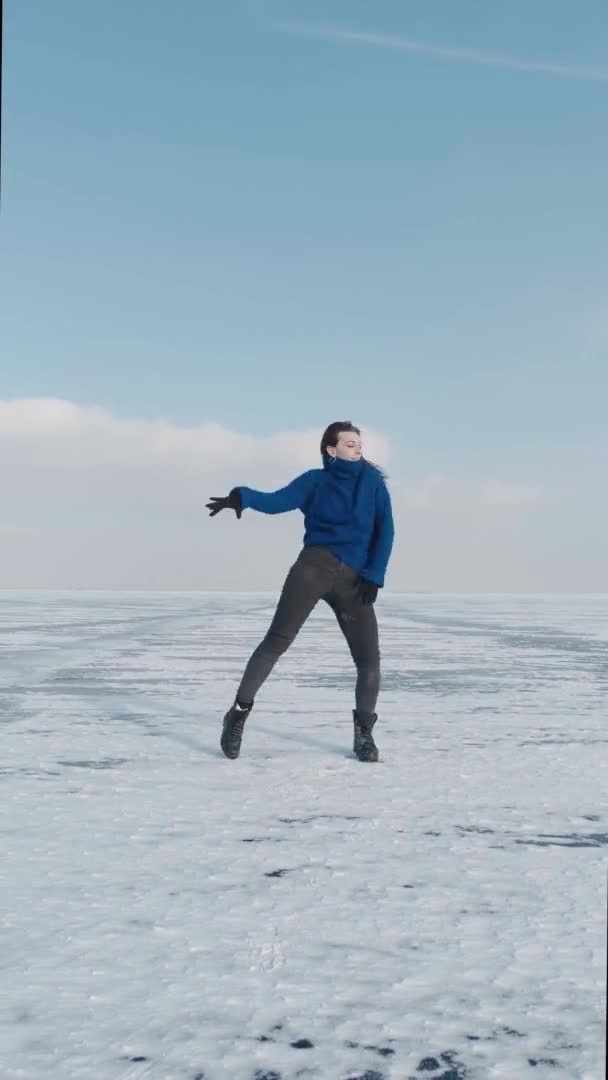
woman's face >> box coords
[327,431,362,461]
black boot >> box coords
[221,700,253,759]
[353,709,379,762]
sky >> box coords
[1,0,607,591]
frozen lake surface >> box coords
[1,590,607,1080]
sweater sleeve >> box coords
[238,470,317,515]
[359,483,395,588]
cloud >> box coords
[0,397,390,497]
[392,474,541,514]
[0,399,554,590]
[0,399,390,588]
[276,22,608,84]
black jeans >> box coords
[237,545,381,714]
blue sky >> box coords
[1,1,607,589]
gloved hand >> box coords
[357,577,378,605]
[206,487,243,519]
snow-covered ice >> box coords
[1,590,606,1080]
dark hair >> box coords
[320,420,360,456]
[320,420,388,480]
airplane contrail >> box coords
[275,22,608,84]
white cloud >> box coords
[0,397,389,473]
[391,474,541,513]
[276,23,608,83]
[0,399,389,587]
[2,398,584,592]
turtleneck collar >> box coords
[322,454,365,477]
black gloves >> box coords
[357,577,378,605]
[206,487,243,519]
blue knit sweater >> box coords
[238,455,394,588]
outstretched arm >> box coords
[207,470,317,518]
[239,470,317,514]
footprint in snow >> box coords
[413,1049,468,1076]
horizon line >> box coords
[1,587,607,598]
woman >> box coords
[206,421,394,762]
